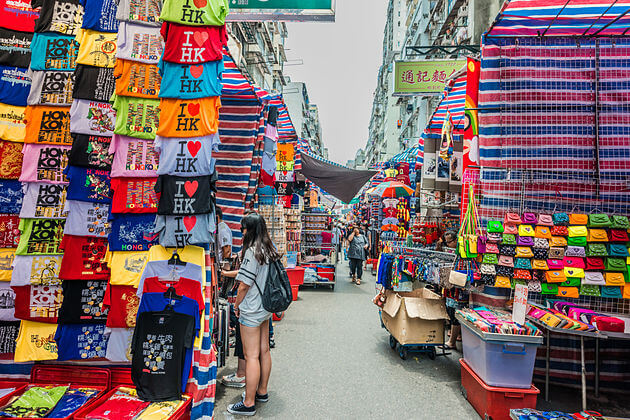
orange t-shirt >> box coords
[24,106,72,146]
[156,97,221,138]
[114,59,161,99]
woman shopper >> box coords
[347,225,368,285]
[227,213,278,416]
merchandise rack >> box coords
[301,212,335,289]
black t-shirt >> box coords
[0,321,20,354]
[68,133,113,170]
[0,29,32,68]
[33,0,84,36]
[57,280,109,324]
[155,175,214,215]
[131,310,195,401]
[275,181,294,197]
[267,106,278,126]
[72,65,115,102]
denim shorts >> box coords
[239,313,271,328]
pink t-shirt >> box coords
[19,144,71,184]
[108,134,159,178]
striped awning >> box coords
[390,145,422,164]
[487,0,630,38]
[421,72,467,142]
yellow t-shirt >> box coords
[0,103,26,143]
[75,29,118,68]
[135,399,188,420]
[105,250,149,287]
[0,248,15,281]
[14,320,58,362]
[156,97,220,138]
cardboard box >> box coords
[382,288,449,345]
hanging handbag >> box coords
[541,283,559,295]
[605,257,627,272]
[498,255,514,267]
[624,285,630,299]
[532,259,549,270]
[528,279,542,293]
[586,228,608,242]
[601,286,623,298]
[496,265,514,277]
[557,287,579,299]
[533,248,549,259]
[588,213,612,228]
[502,234,517,245]
[611,215,630,229]
[550,236,568,247]
[561,277,582,287]
[569,213,588,225]
[494,276,511,288]
[604,272,625,286]
[518,225,535,237]
[515,258,532,270]
[553,213,570,226]
[586,257,605,270]
[609,244,629,257]
[548,247,565,259]
[564,266,585,278]
[563,257,585,268]
[486,242,500,254]
[551,225,568,236]
[499,244,516,256]
[487,220,504,233]
[565,246,586,257]
[568,226,588,237]
[514,269,532,280]
[580,284,601,296]
[535,226,552,239]
[547,259,564,270]
[568,236,588,246]
[503,223,518,235]
[515,247,533,258]
[587,243,608,257]
[522,212,538,224]
[533,238,550,249]
[583,271,606,285]
[610,229,629,242]
[477,235,487,254]
[487,232,502,243]
[538,214,554,226]
[482,253,499,264]
[504,212,522,225]
[546,270,567,283]
[480,274,495,285]
[449,270,469,287]
[480,264,497,275]
[517,236,534,246]
[466,234,479,256]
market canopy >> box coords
[421,71,467,143]
[390,145,422,164]
[486,0,630,38]
[299,152,378,204]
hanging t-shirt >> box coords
[112,95,160,140]
[0,321,20,354]
[110,177,158,213]
[155,174,214,215]
[57,280,108,324]
[142,276,202,315]
[109,135,159,177]
[68,134,113,170]
[256,185,276,205]
[0,0,39,32]
[154,213,215,248]
[0,249,16,282]
[0,180,24,214]
[104,327,133,361]
[0,29,32,68]
[0,103,27,143]
[0,65,30,107]
[64,166,112,203]
[116,0,162,26]
[82,387,149,419]
[33,0,84,36]
[108,213,157,251]
[27,70,74,106]
[69,99,116,137]
[16,218,65,256]
[24,105,72,146]
[54,323,107,360]
[275,181,294,197]
[160,22,226,65]
[19,183,67,219]
[0,214,20,248]
[137,260,202,294]
[158,59,223,99]
[116,22,163,64]
[58,235,109,280]
[62,200,111,237]
[11,255,63,286]
[159,0,228,26]
[72,65,115,102]
[103,284,139,327]
[12,285,62,322]
[19,144,70,184]
[104,250,148,287]
[29,32,78,71]
[0,283,16,320]
[0,140,23,179]
[113,59,161,99]
[75,28,117,68]
[79,0,118,32]
[14,320,58,362]
[154,134,219,176]
[156,97,220,138]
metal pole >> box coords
[545,331,550,401]
[581,336,587,411]
[595,337,600,398]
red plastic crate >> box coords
[73,385,192,420]
[0,380,28,408]
[460,359,539,420]
[291,285,299,301]
[109,367,133,389]
[318,271,334,282]
[286,267,305,286]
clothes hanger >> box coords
[168,249,187,266]
[163,285,183,311]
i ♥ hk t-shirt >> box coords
[155,174,214,215]
[154,134,219,176]
[160,22,226,64]
[156,97,220,138]
[109,135,159,177]
[154,212,215,248]
[159,0,228,26]
[110,177,158,213]
[158,59,223,99]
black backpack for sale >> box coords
[254,259,292,313]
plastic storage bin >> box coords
[291,284,299,301]
[109,367,133,388]
[458,314,542,389]
[286,267,305,286]
[460,359,539,420]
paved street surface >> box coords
[215,261,478,419]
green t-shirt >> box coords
[159,0,229,26]
[0,385,68,418]
[16,219,66,256]
[112,95,161,140]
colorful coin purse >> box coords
[502,234,517,245]
[494,276,511,288]
[522,213,538,224]
[551,225,568,236]
[586,257,605,270]
[532,260,549,270]
[515,247,533,258]
[605,272,625,286]
[587,243,608,257]
[553,213,570,226]
[586,229,608,242]
[515,258,532,270]
[610,229,629,242]
[550,236,568,247]
[548,247,565,259]
[588,213,611,228]
[563,257,585,268]
[487,221,504,233]
[482,253,499,264]
[517,236,534,247]
[518,225,535,237]
[568,236,588,247]
[498,255,514,267]
[565,246,586,258]
[504,212,522,225]
[546,270,567,283]
[609,244,629,257]
[568,226,588,237]
[611,215,630,229]
[564,267,585,278]
[583,272,605,285]
[535,226,552,239]
[605,257,627,272]
[538,214,554,226]
[503,224,518,235]
[547,259,564,270]
[569,214,588,225]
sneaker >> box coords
[242,391,269,403]
[221,373,246,388]
[269,337,275,349]
[227,401,256,416]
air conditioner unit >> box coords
[458,6,468,17]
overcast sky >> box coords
[284,1,388,164]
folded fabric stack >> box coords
[457,307,542,336]
[511,408,605,420]
[0,385,100,418]
[527,302,625,333]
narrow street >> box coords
[215,261,478,419]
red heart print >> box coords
[187,140,202,157]
[282,183,287,188]
[190,65,203,79]
[183,215,197,232]
[184,180,198,197]
[187,103,200,116]
[192,0,206,8]
[193,31,209,47]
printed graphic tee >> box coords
[72,65,115,102]
[154,213,215,248]
[116,0,162,26]
[19,183,67,219]
[0,181,24,214]
[142,276,202,315]
[0,248,16,282]
[112,95,160,140]
[33,0,84,36]
[0,283,16,320]
[0,214,20,248]
[79,0,119,32]
[109,135,159,177]
[12,285,62,323]
[156,97,220,138]
[57,280,108,324]
[0,321,20,354]
[137,260,202,294]
[158,59,223,99]
[19,144,70,184]
[110,177,158,213]
[155,174,214,215]
[104,250,148,287]
[0,65,30,107]
[14,320,58,362]
[16,218,65,256]
[160,22,226,64]
[108,213,157,251]
[54,323,107,360]
[29,32,78,71]
[104,327,133,361]
[103,284,139,327]
[0,140,23,179]
[159,0,228,26]
[27,70,75,106]
[75,28,118,68]
[0,29,32,68]
[23,105,72,146]
[113,59,161,99]
[0,103,27,143]
[154,134,219,176]
[0,0,39,32]
[116,22,164,64]
[62,200,111,237]
[68,134,113,170]
[69,99,116,137]
[58,235,110,280]
[64,166,111,203]
[10,255,63,286]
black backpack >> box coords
[253,259,292,313]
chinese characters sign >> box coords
[394,60,466,95]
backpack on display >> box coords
[254,259,293,313]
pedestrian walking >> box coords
[347,225,368,285]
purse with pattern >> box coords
[587,243,608,257]
[528,279,542,293]
[580,284,601,296]
[499,244,516,256]
[565,246,586,257]
[502,234,517,245]
[588,213,611,228]
[533,238,550,249]
[515,258,532,270]
[533,248,549,259]
[611,215,630,229]
[518,225,535,237]
[553,213,570,226]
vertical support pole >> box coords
[595,337,600,397]
[545,331,550,401]
[581,336,587,411]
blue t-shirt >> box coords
[158,59,224,99]
[108,213,158,252]
[79,0,119,32]
[64,166,112,204]
[137,294,200,392]
[0,181,24,214]
[257,186,277,205]
[30,33,79,71]
[54,324,108,361]
[0,65,30,106]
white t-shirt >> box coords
[62,200,111,238]
[115,21,164,64]
[69,99,116,137]
[115,0,162,26]
[0,283,15,321]
[19,183,68,219]
[104,327,133,362]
